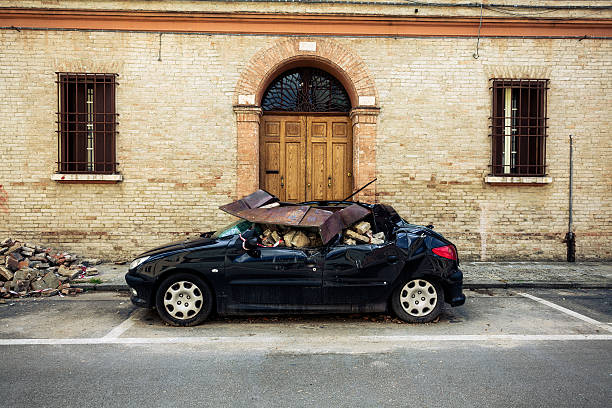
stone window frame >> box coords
[53,72,122,184]
[488,78,549,178]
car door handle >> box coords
[387,255,399,263]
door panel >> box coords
[331,143,346,200]
[263,142,281,198]
[226,237,323,305]
[285,142,302,202]
[260,116,306,202]
[260,115,351,202]
[310,142,327,200]
[323,244,403,305]
[306,116,353,201]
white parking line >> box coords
[0,334,610,347]
[518,292,612,333]
[102,309,146,339]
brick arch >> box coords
[234,37,378,108]
[233,38,379,201]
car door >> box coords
[323,243,403,305]
[225,236,323,307]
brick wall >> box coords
[0,29,610,260]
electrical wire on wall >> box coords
[158,33,163,61]
[473,2,483,59]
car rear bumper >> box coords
[125,271,154,308]
[444,268,466,307]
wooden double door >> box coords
[260,115,353,202]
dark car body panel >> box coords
[126,199,465,315]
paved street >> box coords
[1,289,611,407]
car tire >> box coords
[391,277,444,323]
[155,273,213,327]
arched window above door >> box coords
[261,67,351,113]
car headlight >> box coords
[129,256,150,270]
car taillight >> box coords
[432,245,457,260]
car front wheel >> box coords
[391,277,444,323]
[155,273,213,326]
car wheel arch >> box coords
[153,268,216,309]
[389,268,444,303]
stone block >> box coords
[13,268,38,281]
[345,229,369,243]
[353,221,371,235]
[290,231,310,248]
[42,272,61,289]
[6,255,20,271]
[0,266,14,281]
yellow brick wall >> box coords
[0,29,610,260]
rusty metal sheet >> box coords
[219,190,278,217]
[231,206,312,226]
[219,191,371,244]
[336,204,371,226]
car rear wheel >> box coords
[155,273,213,326]
[391,277,444,323]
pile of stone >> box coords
[0,238,101,299]
[258,221,385,248]
[260,228,323,248]
[342,221,385,245]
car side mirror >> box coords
[245,237,259,250]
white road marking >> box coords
[102,309,146,339]
[518,292,612,333]
[0,334,610,347]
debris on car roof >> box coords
[219,190,370,244]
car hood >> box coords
[136,237,218,258]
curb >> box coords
[73,282,611,292]
[465,282,611,289]
[71,283,130,292]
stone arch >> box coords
[233,38,379,201]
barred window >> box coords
[490,79,548,176]
[56,73,118,174]
[261,67,351,113]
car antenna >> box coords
[342,178,377,201]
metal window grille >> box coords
[261,67,351,113]
[489,79,548,176]
[56,73,119,174]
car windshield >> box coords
[211,219,253,239]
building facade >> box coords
[1,1,611,260]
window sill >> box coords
[485,176,552,185]
[51,173,123,184]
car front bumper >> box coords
[125,271,154,308]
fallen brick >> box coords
[13,268,38,281]
[345,229,370,243]
[0,266,13,281]
[353,221,372,235]
[1,238,13,247]
[41,272,60,290]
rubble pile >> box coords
[260,227,323,248]
[0,238,101,299]
[342,221,385,246]
[257,220,385,248]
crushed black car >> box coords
[126,190,465,326]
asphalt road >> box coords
[1,289,610,408]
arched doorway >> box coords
[259,67,353,202]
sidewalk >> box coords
[73,261,612,292]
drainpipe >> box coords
[564,134,576,262]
